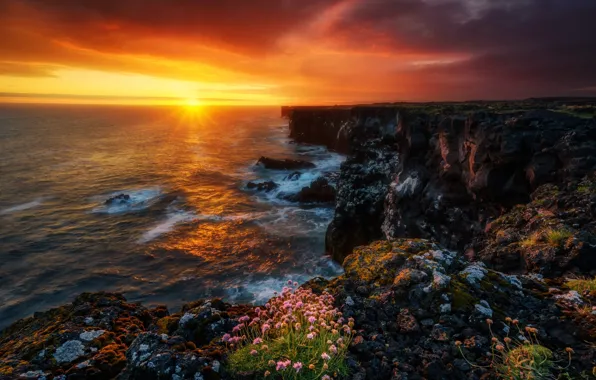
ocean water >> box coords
[0,104,344,329]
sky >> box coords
[1,0,595,105]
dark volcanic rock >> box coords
[288,106,399,154]
[284,171,302,181]
[256,156,315,170]
[311,103,596,272]
[284,177,336,203]
[246,180,278,192]
[0,294,251,379]
[383,110,596,274]
[326,141,399,262]
[477,178,596,276]
[305,239,596,380]
[0,292,160,379]
[105,193,131,205]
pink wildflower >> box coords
[262,324,270,333]
[307,333,315,340]
[288,280,293,285]
[238,316,250,323]
[276,360,291,371]
[322,375,331,380]
[330,344,338,354]
[250,349,258,356]
[296,301,303,308]
[293,362,303,373]
[222,334,231,342]
[253,338,263,345]
[308,316,316,324]
[321,352,331,361]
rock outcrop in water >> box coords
[246,180,278,192]
[283,177,336,203]
[105,194,131,205]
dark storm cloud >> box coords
[329,0,596,95]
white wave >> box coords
[255,207,334,237]
[92,187,163,214]
[251,151,345,205]
[138,210,198,243]
[137,211,270,244]
[0,198,46,215]
[227,265,344,305]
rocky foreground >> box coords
[2,99,596,379]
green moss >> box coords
[450,280,478,312]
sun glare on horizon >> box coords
[185,98,202,107]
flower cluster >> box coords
[225,281,354,379]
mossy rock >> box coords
[343,239,435,285]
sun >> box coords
[184,98,202,107]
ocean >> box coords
[0,104,344,329]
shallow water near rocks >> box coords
[0,104,344,329]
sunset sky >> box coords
[1,0,595,105]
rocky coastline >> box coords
[2,100,596,379]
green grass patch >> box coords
[566,278,596,293]
[545,228,573,247]
[498,344,554,380]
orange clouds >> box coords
[0,0,595,104]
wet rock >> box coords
[105,193,131,205]
[256,156,315,170]
[283,177,336,203]
[284,171,302,181]
[246,180,278,192]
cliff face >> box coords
[286,106,399,154]
[287,104,596,274]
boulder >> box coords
[246,181,278,192]
[105,193,131,205]
[256,157,315,170]
[284,177,336,203]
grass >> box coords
[224,282,353,380]
[520,229,573,249]
[520,231,542,248]
[498,344,554,380]
[545,229,573,247]
[457,319,570,380]
[566,278,596,294]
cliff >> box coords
[285,102,596,276]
